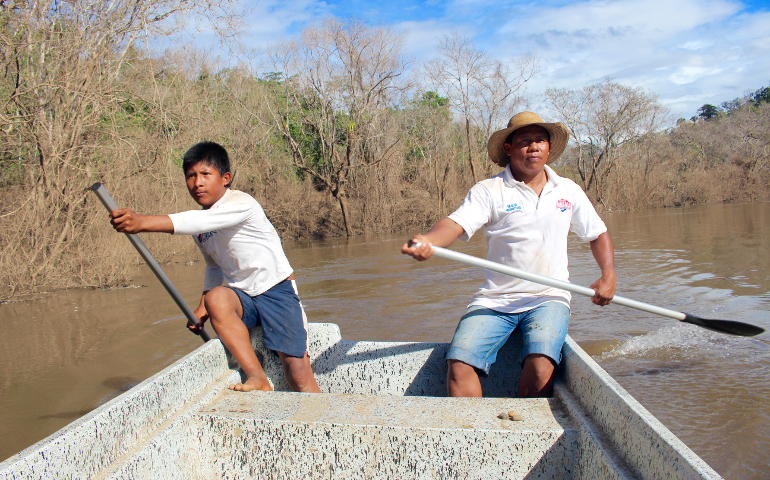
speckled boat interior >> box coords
[1,323,721,479]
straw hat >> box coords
[487,112,569,167]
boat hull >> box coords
[0,323,720,479]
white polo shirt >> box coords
[168,189,293,297]
[448,165,607,313]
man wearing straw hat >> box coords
[402,111,616,398]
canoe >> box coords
[0,322,721,479]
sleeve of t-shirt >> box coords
[447,183,495,241]
[168,194,254,235]
[569,183,607,242]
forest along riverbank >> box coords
[1,203,769,478]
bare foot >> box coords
[229,375,273,392]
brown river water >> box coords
[1,202,769,477]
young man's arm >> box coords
[401,217,465,261]
[189,292,210,333]
[588,231,616,306]
[189,253,225,333]
[110,208,174,234]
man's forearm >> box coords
[402,217,465,261]
[423,218,465,248]
[111,208,174,234]
[590,232,616,276]
[139,215,174,233]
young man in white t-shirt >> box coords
[110,142,320,393]
[402,112,616,398]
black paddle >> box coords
[410,242,765,337]
[91,183,211,342]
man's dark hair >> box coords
[182,142,231,177]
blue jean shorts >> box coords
[227,279,308,358]
[445,302,570,375]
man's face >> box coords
[502,125,550,181]
[185,162,232,209]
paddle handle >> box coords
[429,246,688,322]
[91,183,211,342]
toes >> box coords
[227,381,270,392]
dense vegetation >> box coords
[1,2,768,299]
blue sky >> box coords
[210,0,770,119]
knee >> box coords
[447,360,476,382]
[524,354,556,381]
[203,286,229,303]
[203,287,236,321]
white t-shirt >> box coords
[168,189,293,297]
[448,165,607,313]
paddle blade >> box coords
[682,314,765,337]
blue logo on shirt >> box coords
[197,231,217,243]
[505,202,523,212]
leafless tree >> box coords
[265,18,411,235]
[669,101,770,200]
[0,0,245,294]
[545,79,669,204]
[426,32,537,181]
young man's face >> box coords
[185,162,232,209]
[503,125,551,182]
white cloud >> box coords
[243,0,334,42]
[670,66,724,85]
[475,0,769,117]
[394,20,478,62]
[394,20,452,60]
[519,0,739,37]
[190,0,770,118]
[679,40,714,51]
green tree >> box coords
[401,91,457,216]
[751,86,770,106]
[421,91,448,108]
[697,104,720,120]
[265,18,410,236]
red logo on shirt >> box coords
[556,199,571,212]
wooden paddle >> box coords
[410,242,764,337]
[91,183,211,342]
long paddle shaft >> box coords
[422,245,764,337]
[91,183,211,342]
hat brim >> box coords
[487,122,569,166]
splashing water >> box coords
[599,324,730,362]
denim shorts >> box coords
[445,302,570,375]
[227,279,308,358]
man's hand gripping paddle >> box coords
[407,241,764,337]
